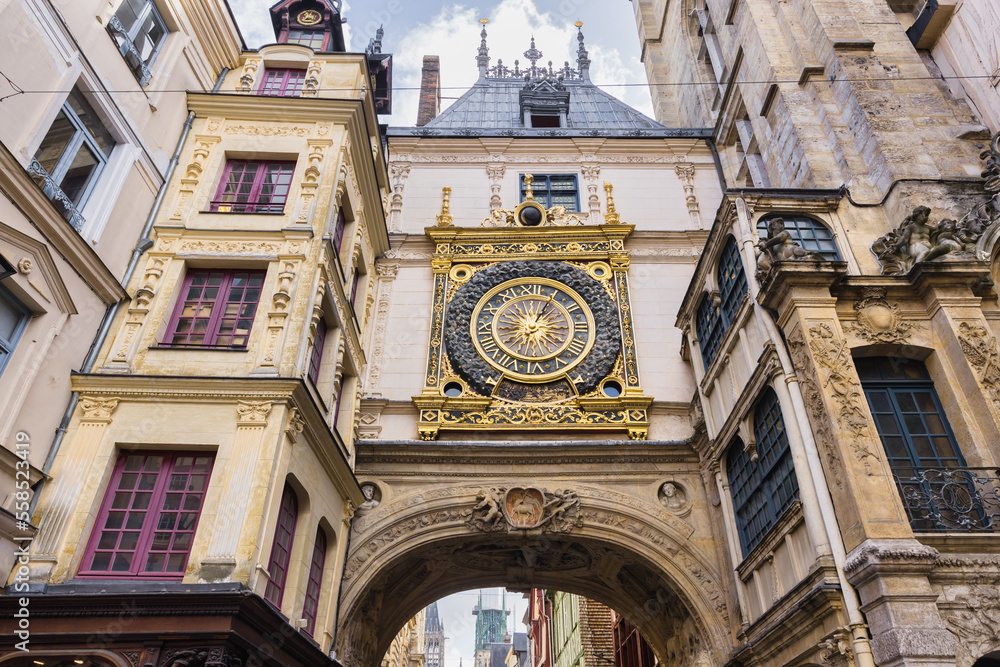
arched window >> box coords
[727,389,799,555]
[264,485,298,607]
[302,527,327,636]
[696,237,747,369]
[855,357,987,531]
[757,214,841,261]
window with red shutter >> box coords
[211,160,295,214]
[164,270,265,349]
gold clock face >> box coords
[297,9,322,25]
[472,278,595,382]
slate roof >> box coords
[388,30,710,139]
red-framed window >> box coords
[287,29,326,50]
[211,160,295,214]
[80,451,214,579]
[165,270,265,349]
[333,208,347,255]
[264,485,298,607]
[308,318,327,386]
[259,68,307,97]
[302,528,327,636]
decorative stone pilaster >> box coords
[201,400,274,582]
[581,164,601,224]
[169,135,220,221]
[486,163,505,212]
[236,57,262,93]
[363,261,399,395]
[388,163,410,231]
[675,163,703,229]
[843,539,955,667]
[256,261,298,373]
[294,140,331,224]
[302,60,324,97]
[32,397,120,561]
[785,319,912,549]
[102,255,170,371]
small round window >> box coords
[444,382,464,398]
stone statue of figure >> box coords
[659,482,686,512]
[755,217,823,280]
[758,217,824,262]
[359,483,380,510]
[890,205,955,264]
[472,488,504,527]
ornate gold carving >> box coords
[236,400,272,425]
[436,187,453,226]
[604,182,621,224]
[466,487,582,533]
[79,397,119,421]
[788,324,878,475]
[845,287,918,344]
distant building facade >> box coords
[425,601,446,667]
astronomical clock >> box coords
[413,181,652,440]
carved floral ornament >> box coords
[844,286,919,344]
[945,585,1000,667]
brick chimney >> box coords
[416,56,441,126]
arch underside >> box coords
[336,516,731,667]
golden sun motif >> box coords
[497,298,569,358]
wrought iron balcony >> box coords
[893,467,1000,532]
[107,15,153,86]
[27,158,85,231]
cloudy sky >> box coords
[229,0,653,127]
[228,2,649,663]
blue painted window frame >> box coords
[0,284,31,378]
[696,236,747,369]
[757,214,841,261]
[727,388,800,556]
[520,174,580,212]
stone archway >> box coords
[335,443,733,667]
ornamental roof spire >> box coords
[477,18,490,78]
[576,21,591,82]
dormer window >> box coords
[530,114,560,128]
[287,29,326,49]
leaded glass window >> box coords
[696,236,747,369]
[520,174,579,211]
[757,215,840,261]
[728,388,799,555]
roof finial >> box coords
[477,18,490,78]
[576,21,591,82]
[437,187,454,226]
[524,36,543,77]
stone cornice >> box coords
[843,538,940,587]
[355,440,699,468]
[0,144,127,305]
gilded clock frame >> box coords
[414,221,651,441]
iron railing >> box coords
[107,15,153,86]
[893,466,1000,532]
[27,158,85,231]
